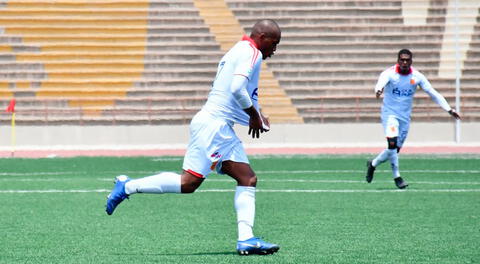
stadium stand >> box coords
[0,0,478,125]
[226,0,480,122]
[0,0,222,124]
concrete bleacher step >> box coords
[1,0,479,124]
[231,7,401,17]
[0,0,226,123]
[11,51,223,62]
[4,43,218,52]
[227,0,401,8]
[5,25,211,35]
[2,34,217,44]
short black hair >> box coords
[398,49,413,59]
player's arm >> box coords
[230,74,266,138]
[374,70,389,99]
[420,76,461,120]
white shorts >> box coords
[382,115,409,148]
[182,110,249,178]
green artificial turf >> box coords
[0,155,479,263]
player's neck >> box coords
[395,64,412,75]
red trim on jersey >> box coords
[249,44,259,67]
[395,64,412,75]
[186,169,204,178]
[242,35,260,67]
[242,35,258,49]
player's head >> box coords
[397,49,413,74]
[250,19,281,60]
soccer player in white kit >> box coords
[106,19,281,255]
[366,49,461,189]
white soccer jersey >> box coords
[202,35,263,126]
[375,64,451,122]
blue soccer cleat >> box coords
[237,237,280,255]
[105,175,131,215]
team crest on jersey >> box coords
[410,78,416,85]
[210,152,222,170]
[210,151,221,158]
[210,151,222,170]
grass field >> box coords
[0,154,479,264]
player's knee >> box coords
[238,174,257,187]
[387,137,398,150]
[180,172,204,193]
[181,182,199,193]
[247,175,257,187]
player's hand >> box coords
[448,109,461,120]
[248,116,267,139]
[245,106,267,138]
[375,89,383,99]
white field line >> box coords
[109,178,480,185]
[257,170,480,174]
[1,178,479,185]
[1,188,480,194]
[1,169,479,177]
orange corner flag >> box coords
[6,98,16,113]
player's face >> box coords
[259,33,281,60]
[397,54,412,74]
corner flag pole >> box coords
[6,99,16,157]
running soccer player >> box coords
[106,19,281,255]
[365,49,461,189]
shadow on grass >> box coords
[158,251,238,256]
[116,251,238,256]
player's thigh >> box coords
[219,140,256,186]
[383,115,400,138]
[397,120,410,147]
[221,160,256,187]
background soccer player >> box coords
[106,19,281,255]
[366,49,461,189]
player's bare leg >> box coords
[222,160,279,255]
[106,170,203,215]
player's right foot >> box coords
[105,175,131,215]
[366,160,376,183]
[394,177,408,189]
[237,237,280,255]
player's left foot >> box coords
[106,175,131,215]
[394,177,408,189]
[237,237,280,255]
[366,160,376,183]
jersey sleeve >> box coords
[375,69,391,92]
[233,44,260,80]
[418,72,452,112]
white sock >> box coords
[124,172,181,194]
[372,149,390,167]
[235,186,255,241]
[389,150,400,178]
